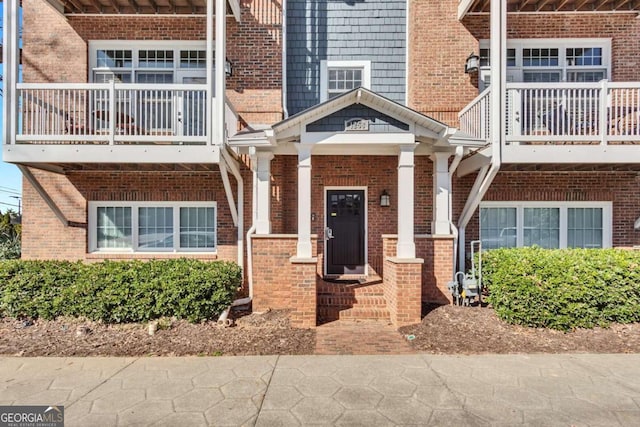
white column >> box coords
[214,0,226,145]
[205,0,214,146]
[3,0,17,146]
[397,144,417,259]
[431,152,451,235]
[296,144,313,259]
[255,151,274,235]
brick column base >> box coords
[383,257,424,328]
[289,258,317,328]
[251,235,318,329]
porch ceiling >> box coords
[48,0,234,15]
[461,0,640,16]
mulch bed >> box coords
[2,305,639,356]
[399,304,640,354]
[0,309,315,357]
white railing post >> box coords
[109,80,116,145]
[599,79,609,145]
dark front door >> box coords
[326,190,366,275]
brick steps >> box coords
[317,278,390,323]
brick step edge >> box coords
[317,295,388,307]
[318,307,391,320]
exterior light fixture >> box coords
[464,52,480,74]
[380,190,390,207]
[225,59,233,78]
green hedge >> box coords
[482,247,640,331]
[0,259,242,323]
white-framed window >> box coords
[89,41,209,84]
[320,60,371,102]
[89,201,217,253]
[478,38,611,91]
[480,201,612,250]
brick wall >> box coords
[408,0,479,125]
[417,237,454,304]
[409,2,640,126]
[463,13,640,82]
[453,169,640,248]
[384,236,455,305]
[23,0,283,126]
[21,168,242,262]
[382,241,423,327]
[250,236,317,328]
[271,155,434,276]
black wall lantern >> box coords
[380,190,390,207]
[225,59,233,78]
[464,52,480,74]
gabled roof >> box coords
[272,88,451,143]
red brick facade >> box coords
[23,0,283,126]
[409,2,640,126]
[250,236,317,328]
[22,168,243,262]
[454,169,640,248]
[270,155,434,276]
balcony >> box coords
[458,81,640,164]
[3,82,239,166]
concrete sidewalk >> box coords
[1,354,639,426]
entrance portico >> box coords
[233,88,485,328]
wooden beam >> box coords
[85,0,103,13]
[184,0,196,13]
[166,0,175,12]
[518,0,536,11]
[64,0,85,13]
[574,0,593,10]
[614,0,632,9]
[556,0,572,10]
[594,0,612,10]
[536,0,554,11]
[104,0,121,13]
[147,0,158,13]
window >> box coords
[320,60,371,102]
[89,202,217,253]
[480,202,612,250]
[90,41,209,84]
[478,39,611,91]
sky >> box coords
[0,8,23,215]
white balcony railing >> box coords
[13,82,239,146]
[458,87,490,141]
[459,81,640,146]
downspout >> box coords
[456,0,505,271]
[281,0,289,118]
[217,149,248,325]
[448,146,464,277]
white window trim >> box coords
[88,201,217,254]
[320,60,372,103]
[89,41,209,83]
[478,38,612,91]
[480,201,612,249]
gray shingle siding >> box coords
[306,105,409,133]
[286,0,406,115]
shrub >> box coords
[0,259,242,323]
[482,247,640,331]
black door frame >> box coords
[324,186,368,276]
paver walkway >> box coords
[315,320,416,355]
[1,354,639,426]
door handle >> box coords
[325,227,334,240]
